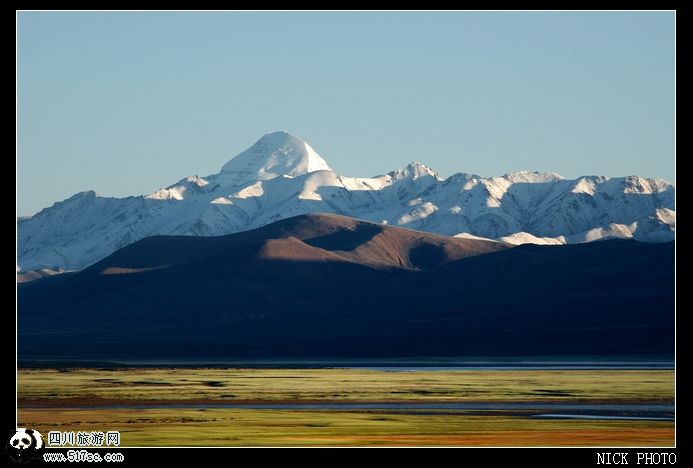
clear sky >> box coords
[17,11,675,217]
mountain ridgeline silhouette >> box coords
[18,214,673,361]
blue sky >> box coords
[17,11,674,216]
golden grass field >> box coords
[17,368,674,447]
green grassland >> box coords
[18,368,674,402]
[17,368,675,447]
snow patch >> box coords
[454,232,498,242]
[500,232,566,245]
[232,181,265,199]
[211,197,233,205]
[398,202,438,225]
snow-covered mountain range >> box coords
[18,131,675,271]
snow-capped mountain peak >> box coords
[146,175,212,200]
[218,131,331,186]
[18,132,675,271]
[499,171,566,183]
[388,161,441,181]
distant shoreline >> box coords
[17,356,674,370]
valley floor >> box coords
[17,368,674,447]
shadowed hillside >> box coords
[18,213,674,360]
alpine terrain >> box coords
[18,131,675,272]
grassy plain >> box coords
[17,368,674,447]
[18,368,673,403]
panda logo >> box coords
[7,428,44,463]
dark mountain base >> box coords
[18,214,674,360]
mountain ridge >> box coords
[18,213,674,359]
[18,131,675,271]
